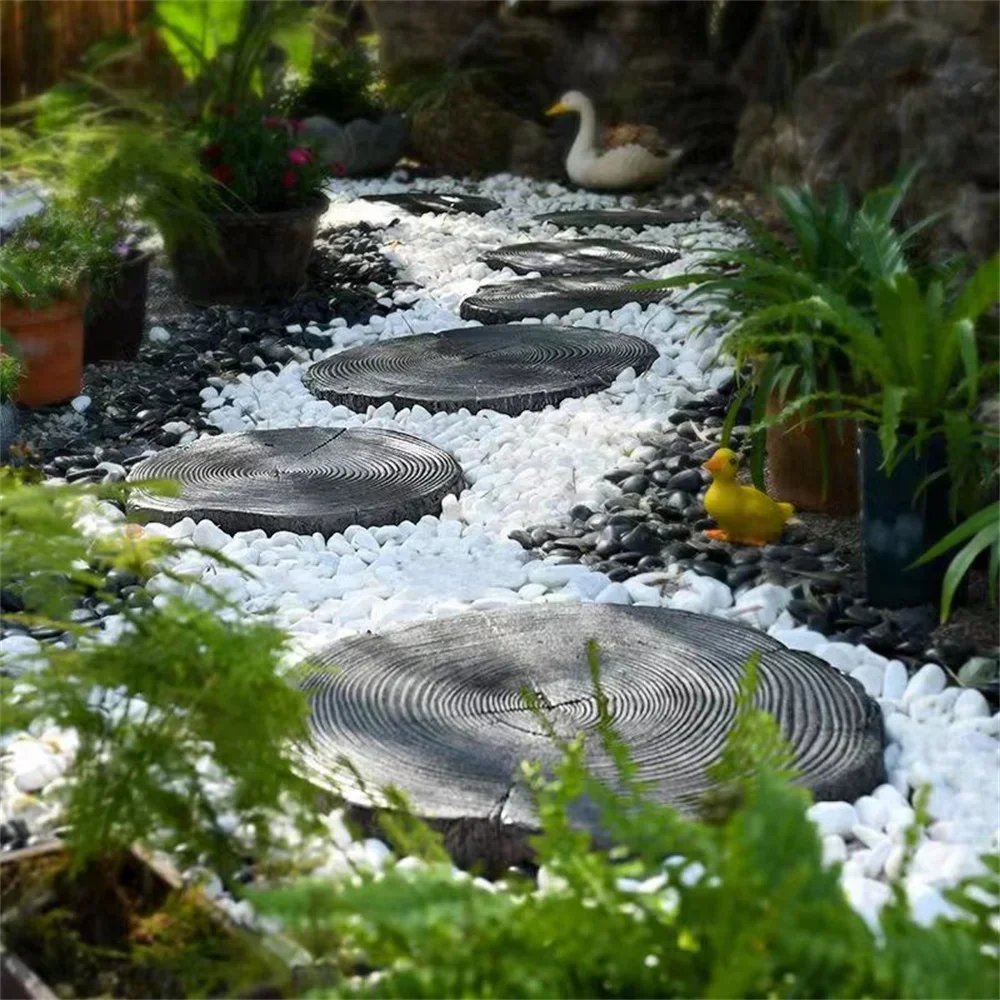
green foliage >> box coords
[2,90,220,255]
[0,473,317,878]
[253,648,999,999]
[0,352,24,402]
[283,40,387,124]
[153,0,323,119]
[912,499,1000,622]
[0,199,120,308]
[634,166,930,492]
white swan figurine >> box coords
[545,91,683,192]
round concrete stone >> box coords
[480,239,680,276]
[460,275,670,323]
[534,208,699,230]
[304,324,659,416]
[361,192,500,216]
[127,427,464,535]
[298,605,885,869]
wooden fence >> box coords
[1,0,180,108]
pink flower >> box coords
[287,147,313,166]
[288,118,305,132]
[281,168,299,188]
[262,116,285,128]
[330,161,346,177]
[201,143,223,163]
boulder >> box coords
[301,114,407,177]
[794,12,999,262]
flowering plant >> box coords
[0,200,120,308]
[197,108,334,213]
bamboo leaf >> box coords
[878,386,908,467]
[938,526,996,621]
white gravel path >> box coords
[2,173,996,933]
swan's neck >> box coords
[570,98,599,161]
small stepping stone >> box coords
[304,325,658,416]
[127,427,464,536]
[298,605,884,869]
[534,208,699,230]
[361,192,500,216]
[460,275,669,324]
[481,239,679,277]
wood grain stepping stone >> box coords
[126,427,464,535]
[480,239,679,276]
[298,604,885,869]
[361,192,500,216]
[534,208,700,230]
[304,325,658,416]
[460,275,670,324]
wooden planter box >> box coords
[0,841,308,999]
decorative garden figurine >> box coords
[544,91,683,191]
[702,447,795,545]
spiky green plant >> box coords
[634,165,936,492]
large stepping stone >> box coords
[304,325,658,416]
[127,427,464,535]
[361,192,500,216]
[460,275,669,324]
[480,239,679,276]
[534,208,699,230]
[298,605,884,869]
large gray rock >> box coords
[301,114,406,177]
[794,12,999,262]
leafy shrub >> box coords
[635,166,934,490]
[0,352,24,402]
[153,0,321,120]
[0,200,120,308]
[255,648,999,999]
[285,42,387,124]
[0,473,318,878]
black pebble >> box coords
[786,554,824,573]
[619,475,648,495]
[691,560,727,582]
[667,469,704,493]
[508,530,534,550]
[621,525,659,556]
[727,565,760,589]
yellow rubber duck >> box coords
[702,448,794,546]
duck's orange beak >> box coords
[702,453,724,474]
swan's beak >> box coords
[545,101,570,116]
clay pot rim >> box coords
[1,291,88,323]
[210,193,330,226]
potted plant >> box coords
[150,0,333,305]
[170,107,331,305]
[4,90,219,361]
[636,166,933,515]
[0,201,118,406]
[0,473,316,996]
[785,254,999,608]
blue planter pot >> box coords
[0,401,18,463]
[860,427,957,609]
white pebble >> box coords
[70,395,91,413]
[806,801,858,837]
[902,663,947,707]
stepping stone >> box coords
[480,239,679,276]
[460,275,669,324]
[298,604,884,869]
[534,208,699,230]
[304,325,658,416]
[361,192,500,216]
[126,427,464,536]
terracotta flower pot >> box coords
[1,295,86,407]
[84,251,152,363]
[169,195,329,307]
[765,391,860,516]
